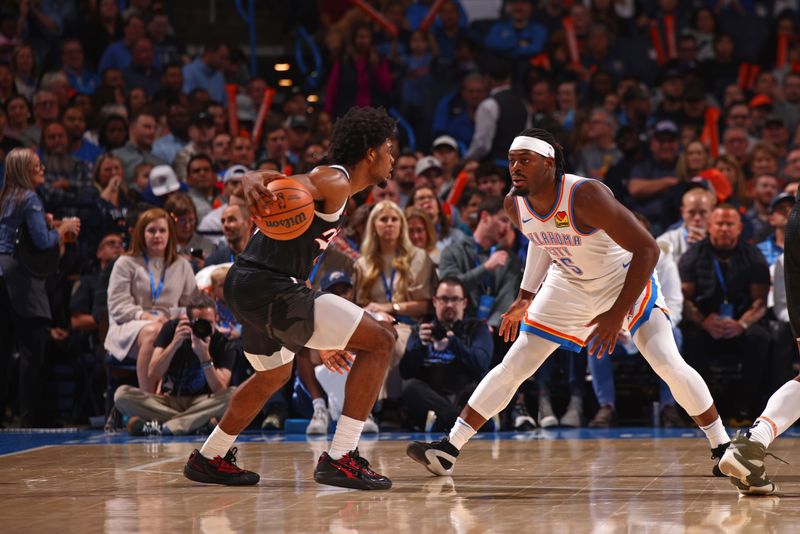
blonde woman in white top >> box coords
[355,200,436,397]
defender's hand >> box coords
[499,297,532,343]
[319,350,354,374]
[585,308,627,358]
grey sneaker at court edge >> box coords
[718,431,783,495]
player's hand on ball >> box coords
[585,308,626,358]
[319,350,354,374]
[243,170,284,215]
[499,296,532,342]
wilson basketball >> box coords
[253,178,315,240]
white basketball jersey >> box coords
[514,174,631,290]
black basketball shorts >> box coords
[224,264,364,371]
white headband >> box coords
[509,136,555,159]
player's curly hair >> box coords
[517,128,566,180]
[330,107,397,168]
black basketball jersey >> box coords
[784,197,800,336]
[236,165,349,280]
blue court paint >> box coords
[2,428,800,456]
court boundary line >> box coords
[0,445,53,458]
[128,455,187,473]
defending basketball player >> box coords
[183,107,397,490]
[408,128,732,477]
[719,192,800,496]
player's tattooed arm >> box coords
[242,167,350,216]
[307,166,351,214]
[574,180,659,316]
[574,181,659,357]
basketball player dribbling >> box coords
[183,107,398,490]
[408,128,732,477]
[719,192,800,496]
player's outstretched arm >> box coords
[573,181,660,357]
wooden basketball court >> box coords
[1,430,799,532]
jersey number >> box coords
[314,228,338,252]
[557,257,583,275]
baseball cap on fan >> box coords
[149,165,180,197]
[223,164,249,183]
[415,155,443,176]
[432,135,458,151]
[320,270,353,292]
[652,120,679,139]
[769,192,795,213]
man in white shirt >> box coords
[198,165,247,244]
[657,187,716,266]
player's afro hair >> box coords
[330,107,397,168]
[517,128,566,180]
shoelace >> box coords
[212,447,245,474]
[345,449,376,474]
[765,451,789,465]
[719,433,790,466]
[731,431,791,465]
[224,446,241,465]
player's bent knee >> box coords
[348,315,395,357]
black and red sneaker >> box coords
[313,448,392,490]
[183,447,260,486]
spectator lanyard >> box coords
[381,269,396,302]
[381,268,414,325]
[143,254,166,310]
[308,249,327,286]
[474,243,497,294]
[712,257,729,304]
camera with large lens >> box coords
[431,322,449,341]
[190,318,212,339]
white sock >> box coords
[448,417,477,450]
[329,415,365,459]
[312,398,327,412]
[700,417,729,448]
[200,426,237,459]
[749,380,800,448]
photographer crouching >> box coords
[114,292,236,435]
[400,277,493,432]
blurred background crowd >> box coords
[0,0,799,435]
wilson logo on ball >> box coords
[253,178,316,240]
[262,211,309,229]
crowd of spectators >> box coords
[1,0,800,432]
